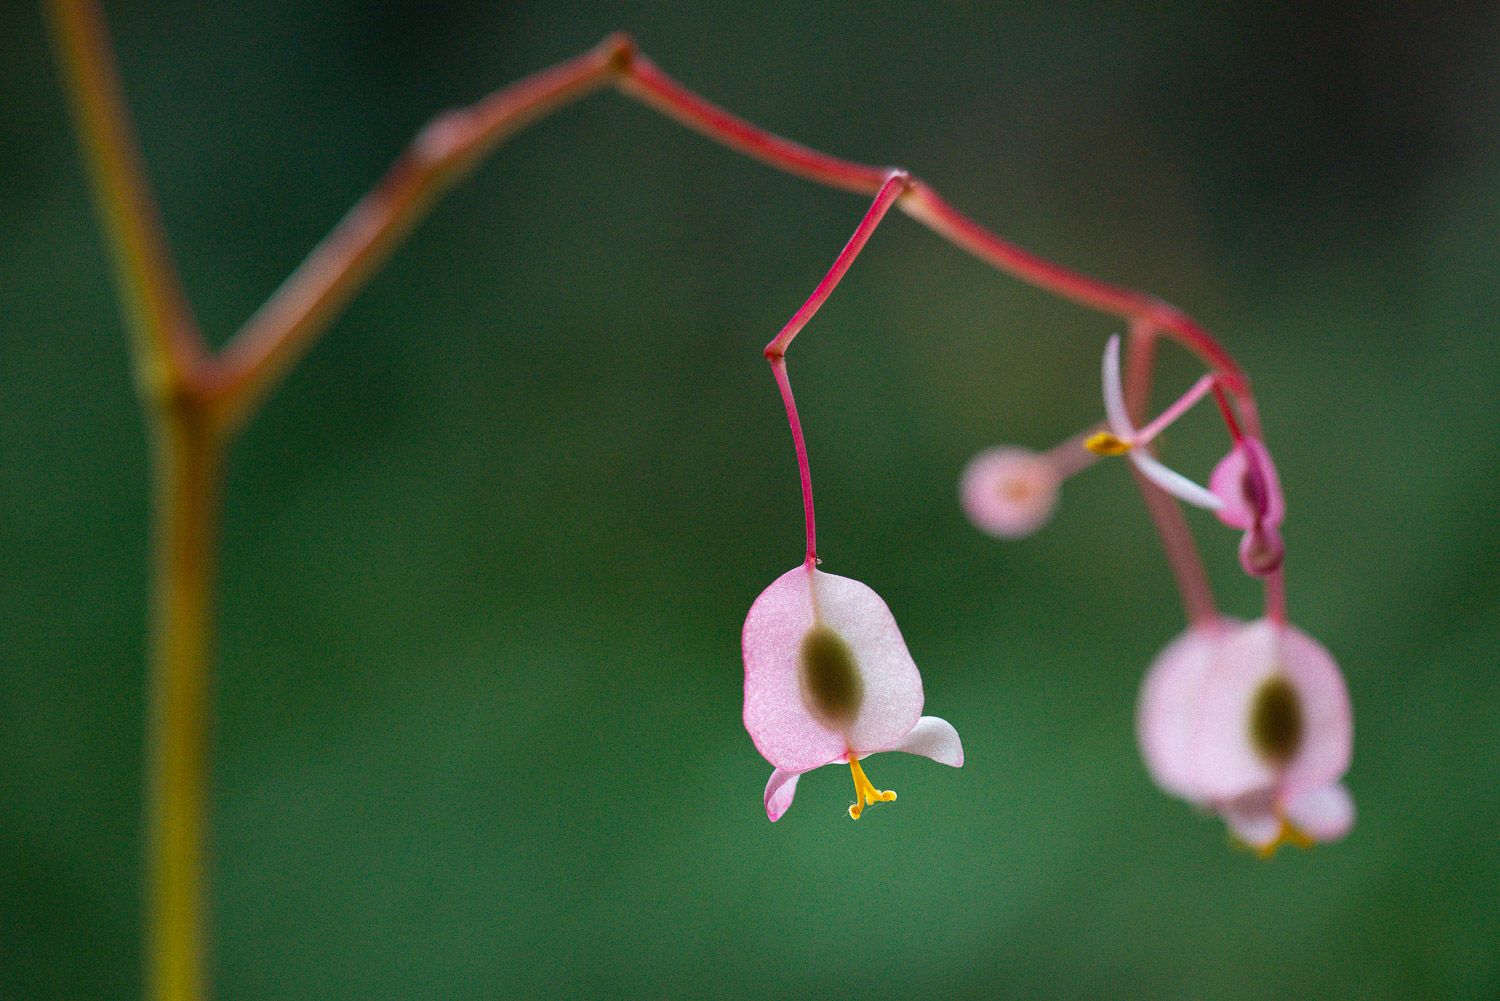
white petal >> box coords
[764,768,802,822]
[887,715,964,767]
[1284,783,1355,842]
[1101,334,1134,436]
[1191,619,1352,803]
[1128,451,1225,512]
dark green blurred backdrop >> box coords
[4,3,1500,998]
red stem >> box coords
[770,357,818,564]
[764,173,909,358]
[1124,323,1218,626]
[618,56,894,196]
[762,175,909,563]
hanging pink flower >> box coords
[744,564,963,821]
[1137,618,1354,855]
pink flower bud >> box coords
[1210,437,1287,577]
[959,446,1060,539]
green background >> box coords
[4,3,1499,998]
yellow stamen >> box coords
[846,756,897,820]
[1250,816,1317,859]
[1085,431,1132,456]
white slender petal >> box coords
[764,768,802,822]
[1129,451,1226,511]
[1101,334,1133,436]
[887,715,964,767]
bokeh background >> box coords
[4,2,1500,998]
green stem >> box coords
[143,411,224,1001]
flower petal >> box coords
[764,767,803,822]
[1129,451,1225,512]
[1210,437,1285,530]
[1219,790,1282,850]
[1284,783,1355,842]
[1189,622,1287,800]
[959,446,1060,539]
[1191,619,1352,802]
[1136,621,1239,801]
[1272,626,1353,801]
[742,565,924,771]
[888,715,964,766]
[1101,334,1133,436]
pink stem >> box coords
[617,56,1250,393]
[763,173,909,357]
[1124,323,1218,626]
[1211,382,1245,443]
[618,56,894,196]
[1263,567,1288,623]
[762,175,909,564]
[770,357,817,565]
[898,185,1245,385]
[1044,425,1106,481]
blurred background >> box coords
[4,2,1499,998]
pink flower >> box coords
[959,446,1060,539]
[743,564,963,821]
[1209,437,1287,576]
[1137,618,1354,856]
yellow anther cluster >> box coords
[1085,431,1132,457]
[1250,816,1316,859]
[847,757,897,819]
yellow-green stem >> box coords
[144,411,224,1001]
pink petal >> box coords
[1136,621,1239,801]
[1284,783,1355,842]
[888,715,964,767]
[1189,622,1288,800]
[1210,437,1285,531]
[959,447,1060,539]
[764,768,802,822]
[1219,791,1282,850]
[1272,625,1353,801]
[742,565,924,772]
[1191,619,1352,802]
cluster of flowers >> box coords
[743,334,1352,857]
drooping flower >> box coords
[1209,436,1286,576]
[743,564,963,821]
[959,446,1060,539]
[1137,617,1354,855]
